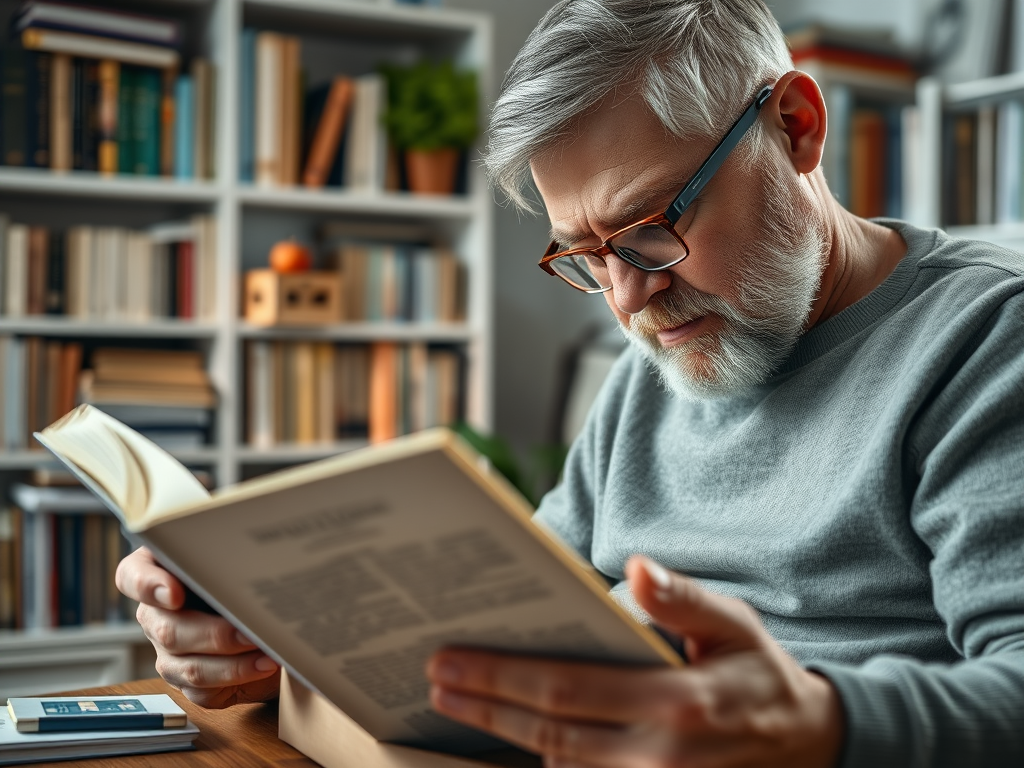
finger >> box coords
[138,604,257,656]
[115,546,185,609]
[179,672,283,710]
[156,649,279,696]
[626,556,765,655]
[431,687,685,768]
[427,649,689,725]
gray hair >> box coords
[485,0,794,211]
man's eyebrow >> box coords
[547,177,689,247]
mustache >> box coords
[629,284,734,337]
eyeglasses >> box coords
[538,84,775,293]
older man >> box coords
[117,0,1024,765]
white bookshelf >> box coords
[0,0,493,696]
[912,74,1024,252]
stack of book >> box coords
[244,341,462,447]
[331,243,464,323]
[1,0,214,178]
[240,28,388,190]
[77,348,215,450]
[0,214,217,321]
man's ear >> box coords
[766,70,826,175]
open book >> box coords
[36,405,680,754]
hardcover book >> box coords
[36,405,680,756]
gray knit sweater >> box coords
[533,220,1024,766]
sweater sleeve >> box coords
[811,291,1024,767]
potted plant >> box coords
[381,60,478,195]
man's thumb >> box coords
[626,555,764,657]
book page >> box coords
[36,405,209,526]
[140,434,679,753]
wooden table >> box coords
[24,678,318,767]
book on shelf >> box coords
[37,405,680,753]
[0,1,214,178]
[0,503,131,630]
[0,336,82,451]
[302,75,355,188]
[1,215,217,321]
[245,340,461,448]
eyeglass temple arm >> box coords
[665,85,774,224]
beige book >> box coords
[255,32,282,186]
[36,405,680,756]
[50,53,72,171]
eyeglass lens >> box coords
[549,223,687,292]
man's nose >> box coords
[606,255,672,315]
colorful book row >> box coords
[0,216,218,321]
[244,340,464,447]
[0,505,132,630]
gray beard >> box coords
[619,175,828,401]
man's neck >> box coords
[806,187,908,329]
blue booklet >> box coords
[7,694,187,733]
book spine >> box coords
[45,230,65,315]
[133,67,161,175]
[3,43,29,166]
[50,52,72,170]
[159,67,175,176]
[255,32,281,186]
[16,6,182,47]
[239,28,256,183]
[97,59,119,174]
[27,51,52,168]
[27,227,50,315]
[173,74,194,179]
[80,59,100,171]
[56,514,82,627]
[177,240,194,318]
[117,64,134,175]
[71,57,84,168]
[302,76,354,188]
[191,58,212,181]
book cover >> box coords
[7,694,187,733]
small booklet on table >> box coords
[36,405,680,756]
[0,695,198,765]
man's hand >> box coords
[115,546,281,708]
[427,556,845,768]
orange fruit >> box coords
[269,240,312,273]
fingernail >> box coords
[643,558,672,589]
[236,632,253,647]
[255,656,278,672]
[154,586,171,608]
[433,687,467,714]
[432,659,462,685]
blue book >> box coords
[173,74,194,179]
[239,28,256,183]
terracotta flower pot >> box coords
[405,148,459,195]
